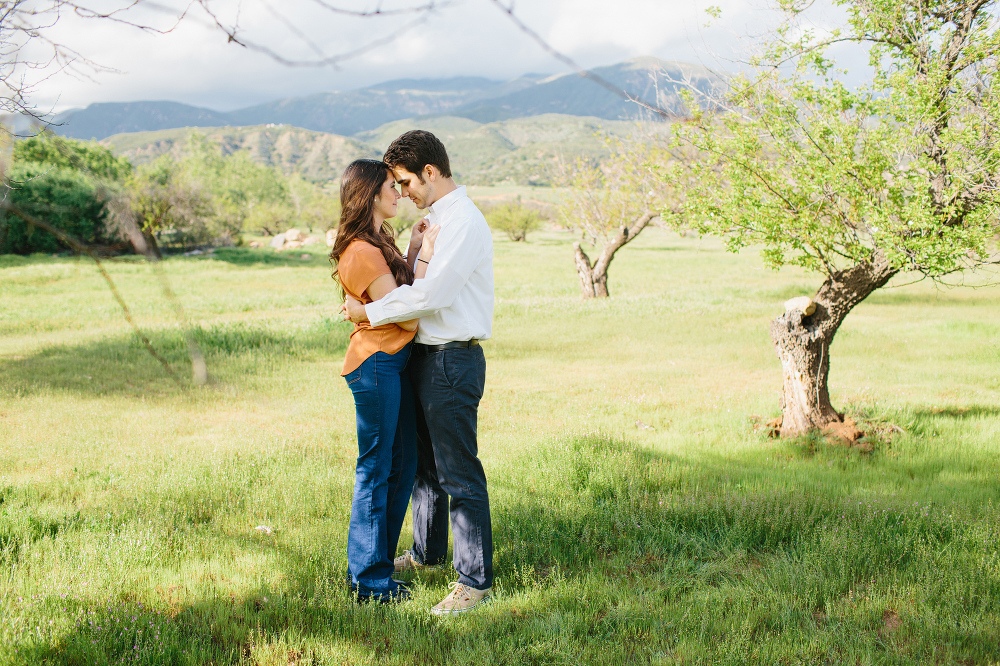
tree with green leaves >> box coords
[485,197,544,242]
[107,157,215,256]
[1,132,132,254]
[676,0,1000,435]
[13,133,132,181]
[558,137,666,298]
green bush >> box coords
[484,197,545,242]
[0,163,114,254]
[1,133,130,255]
[13,134,132,181]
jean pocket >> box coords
[345,368,363,386]
[439,349,468,389]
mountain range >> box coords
[52,57,723,141]
[101,113,662,186]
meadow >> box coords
[1,226,999,665]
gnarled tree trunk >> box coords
[771,252,898,435]
[573,210,657,298]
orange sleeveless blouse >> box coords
[338,240,416,375]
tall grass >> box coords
[1,230,999,664]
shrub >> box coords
[1,133,131,255]
[0,163,115,254]
[484,197,544,242]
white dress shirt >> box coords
[365,185,494,345]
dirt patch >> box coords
[881,609,903,635]
[821,417,866,446]
[747,415,783,437]
[752,413,877,449]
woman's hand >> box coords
[342,294,368,324]
[419,224,441,262]
[408,218,429,248]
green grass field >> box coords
[2,228,999,665]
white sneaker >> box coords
[430,582,492,616]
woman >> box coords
[330,159,437,603]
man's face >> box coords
[392,166,435,210]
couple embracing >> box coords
[330,130,494,614]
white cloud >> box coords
[17,0,797,114]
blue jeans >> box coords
[409,344,493,590]
[344,343,416,598]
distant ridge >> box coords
[54,57,722,141]
[101,113,663,186]
[53,101,230,139]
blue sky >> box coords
[28,0,830,113]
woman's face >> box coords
[374,172,400,224]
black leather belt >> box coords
[414,339,479,353]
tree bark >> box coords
[771,251,898,435]
[572,210,657,298]
[143,230,162,259]
[573,241,600,297]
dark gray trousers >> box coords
[408,344,493,590]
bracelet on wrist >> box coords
[418,258,429,264]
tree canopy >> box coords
[674,0,1000,434]
[1,133,129,254]
[680,0,1000,281]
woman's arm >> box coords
[406,218,429,268]
[347,227,441,330]
[413,224,440,280]
[366,274,419,331]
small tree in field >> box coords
[677,0,1000,435]
[558,138,666,298]
[486,197,544,241]
[390,197,424,240]
[110,158,215,255]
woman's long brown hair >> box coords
[330,159,414,297]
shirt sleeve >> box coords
[366,214,486,326]
[340,243,392,300]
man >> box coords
[343,130,494,615]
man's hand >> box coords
[342,294,370,324]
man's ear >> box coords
[424,164,438,182]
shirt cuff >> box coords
[365,299,388,327]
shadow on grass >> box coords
[0,319,350,398]
[10,423,1000,664]
[909,404,1000,419]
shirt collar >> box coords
[428,185,466,220]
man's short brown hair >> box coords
[383,130,452,180]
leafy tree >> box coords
[107,138,341,252]
[1,133,130,254]
[485,197,544,242]
[558,137,665,297]
[1,163,110,254]
[288,175,340,233]
[676,0,1000,434]
[14,133,132,181]
[106,157,215,255]
[389,197,424,240]
[179,133,295,239]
